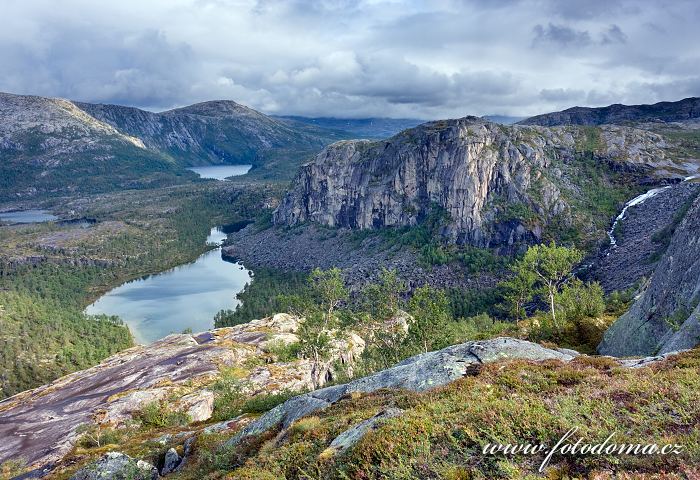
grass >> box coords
[175,348,700,479]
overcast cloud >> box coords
[1,0,698,118]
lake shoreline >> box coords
[85,227,252,344]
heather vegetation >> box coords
[186,348,700,479]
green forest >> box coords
[0,183,276,398]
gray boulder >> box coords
[69,452,158,480]
[159,448,180,476]
[327,407,404,455]
[226,337,575,448]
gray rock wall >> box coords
[599,191,700,356]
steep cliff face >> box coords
[599,188,700,356]
[519,97,700,126]
[274,117,675,248]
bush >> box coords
[449,313,516,343]
[556,279,605,323]
[265,339,301,362]
[136,401,190,429]
[241,391,299,415]
[76,423,123,448]
[211,367,246,421]
[606,287,635,316]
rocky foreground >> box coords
[0,313,363,474]
[1,317,689,479]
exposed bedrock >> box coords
[599,189,700,356]
[273,117,677,251]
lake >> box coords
[188,164,252,180]
[85,228,252,344]
[0,209,58,224]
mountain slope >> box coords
[0,92,190,200]
[0,91,350,201]
[519,97,700,126]
[274,116,425,139]
[77,100,340,172]
[599,184,700,356]
[274,117,687,250]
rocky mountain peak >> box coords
[163,99,266,120]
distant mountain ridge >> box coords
[0,92,349,198]
[77,100,335,168]
[482,115,525,125]
[0,92,187,200]
[274,116,425,139]
[519,97,700,126]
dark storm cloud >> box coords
[601,25,628,44]
[0,0,698,118]
[532,23,592,48]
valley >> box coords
[0,180,281,399]
[2,94,700,479]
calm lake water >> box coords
[188,164,252,180]
[86,228,251,344]
[0,209,57,224]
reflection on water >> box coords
[86,228,251,344]
[188,165,252,180]
[0,209,57,224]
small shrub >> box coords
[1,458,27,478]
[241,390,299,415]
[289,416,322,435]
[606,288,635,316]
[136,401,190,429]
[449,313,516,343]
[265,339,301,362]
[76,423,123,448]
[211,368,245,421]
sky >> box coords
[1,0,699,119]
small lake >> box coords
[0,209,58,224]
[85,228,252,344]
[188,164,252,180]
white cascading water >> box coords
[607,173,700,247]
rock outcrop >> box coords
[273,117,681,249]
[324,407,404,456]
[69,452,158,480]
[0,314,363,471]
[519,97,700,126]
[599,190,700,356]
[226,338,578,448]
[70,452,159,480]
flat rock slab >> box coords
[0,313,352,471]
